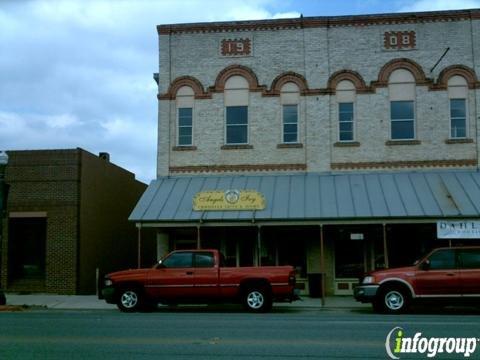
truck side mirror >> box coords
[156,260,166,269]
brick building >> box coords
[131,9,480,296]
[0,149,151,295]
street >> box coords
[1,306,480,359]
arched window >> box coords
[389,69,416,140]
[336,80,356,142]
[280,82,300,143]
[224,76,249,145]
[176,86,194,146]
[448,75,468,139]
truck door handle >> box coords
[186,271,194,275]
[446,273,456,276]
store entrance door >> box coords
[330,225,383,295]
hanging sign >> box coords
[193,190,266,211]
[437,221,480,239]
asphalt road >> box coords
[1,306,480,360]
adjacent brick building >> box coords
[131,9,480,296]
[0,149,150,295]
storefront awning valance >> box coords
[129,171,480,222]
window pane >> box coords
[178,135,192,145]
[428,249,455,270]
[283,105,298,124]
[391,120,414,139]
[163,252,193,268]
[340,131,354,141]
[451,119,466,138]
[284,124,297,134]
[179,108,192,126]
[284,133,297,143]
[178,127,192,137]
[459,250,480,269]
[339,102,353,114]
[194,252,215,268]
[226,125,248,144]
[450,99,466,118]
[226,106,248,125]
[391,101,414,120]
[339,111,353,122]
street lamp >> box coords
[0,150,8,304]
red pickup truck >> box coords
[354,246,480,313]
[101,249,297,312]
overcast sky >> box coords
[1,0,479,183]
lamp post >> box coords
[0,151,9,302]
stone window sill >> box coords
[221,144,253,150]
[385,140,421,146]
[172,146,197,151]
[334,141,360,147]
[445,138,474,144]
[277,143,304,149]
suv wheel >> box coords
[117,288,143,312]
[375,287,410,314]
[243,287,272,313]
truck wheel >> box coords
[243,287,272,313]
[117,288,143,312]
[376,286,410,314]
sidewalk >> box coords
[2,293,369,311]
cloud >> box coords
[398,0,480,12]
[0,0,301,183]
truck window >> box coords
[162,252,193,268]
[194,252,215,268]
[427,249,456,270]
[459,249,480,269]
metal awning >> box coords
[129,171,480,223]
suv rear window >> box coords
[459,249,480,269]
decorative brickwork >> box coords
[327,70,371,94]
[270,72,309,95]
[170,164,307,173]
[160,75,209,100]
[221,38,251,56]
[383,31,416,50]
[375,58,431,87]
[212,64,265,92]
[331,159,477,170]
[436,65,479,90]
[157,10,480,34]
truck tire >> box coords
[375,286,410,314]
[117,287,143,312]
[243,287,272,313]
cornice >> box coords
[158,9,480,35]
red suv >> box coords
[354,246,480,313]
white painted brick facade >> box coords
[157,12,480,177]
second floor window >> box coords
[226,106,248,144]
[283,104,298,143]
[391,100,414,140]
[178,108,193,146]
[448,75,468,139]
[450,99,466,138]
[176,85,195,146]
[224,75,249,145]
[389,69,416,140]
[339,103,354,141]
